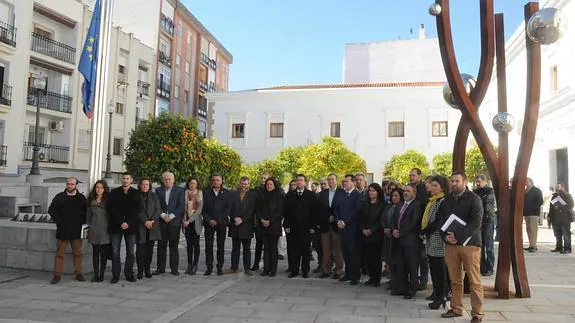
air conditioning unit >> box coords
[49,120,64,132]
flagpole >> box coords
[88,0,114,190]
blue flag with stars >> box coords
[78,0,101,119]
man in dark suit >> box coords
[107,173,141,283]
[335,174,363,285]
[227,176,256,275]
[317,174,345,279]
[391,184,421,299]
[284,174,317,278]
[203,174,231,276]
[409,167,429,290]
[155,171,185,276]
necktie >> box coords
[298,191,302,196]
[398,202,408,228]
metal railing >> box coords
[30,32,76,64]
[23,142,69,164]
[209,58,217,70]
[199,80,208,92]
[156,81,170,100]
[0,20,16,47]
[137,80,150,96]
[0,145,6,166]
[27,87,73,114]
[160,14,174,36]
[0,84,12,106]
[200,52,209,66]
[208,82,216,93]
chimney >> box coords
[419,24,425,39]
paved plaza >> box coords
[0,224,573,323]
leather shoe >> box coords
[441,309,463,318]
[403,293,414,299]
[126,276,137,282]
[204,269,212,276]
[288,273,298,278]
[319,273,330,279]
[145,271,153,278]
[350,280,359,285]
[338,276,351,282]
[261,271,269,277]
[171,271,180,276]
[137,273,143,280]
[217,269,223,276]
[332,274,341,280]
[110,277,119,284]
[244,270,253,276]
[224,268,238,274]
[561,250,572,254]
[470,315,483,322]
[268,272,276,277]
[250,266,259,271]
[302,273,309,278]
[190,265,198,275]
[417,282,427,291]
[364,279,375,286]
[312,267,322,274]
[152,270,164,275]
[551,248,563,253]
[390,290,403,296]
[75,274,86,282]
[50,275,61,284]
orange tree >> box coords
[203,138,242,187]
[383,150,430,183]
[298,137,366,181]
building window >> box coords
[113,138,123,156]
[232,123,245,138]
[118,64,126,74]
[27,126,46,144]
[185,61,190,73]
[551,65,558,93]
[184,90,189,103]
[187,33,192,44]
[178,23,183,38]
[115,102,124,114]
[33,26,52,39]
[77,129,91,151]
[174,85,179,98]
[270,123,284,138]
[432,121,448,137]
[330,122,341,137]
[176,54,181,67]
[388,122,404,138]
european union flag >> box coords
[78,0,101,119]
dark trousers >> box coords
[312,230,323,268]
[91,244,109,278]
[136,240,154,274]
[110,232,136,279]
[287,232,311,274]
[418,239,429,284]
[428,256,448,300]
[205,225,226,270]
[253,235,263,268]
[263,235,279,274]
[185,227,200,266]
[480,221,495,274]
[553,221,572,251]
[341,233,361,281]
[231,238,252,270]
[396,241,419,295]
[362,241,382,283]
[157,226,180,273]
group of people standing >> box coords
[51,167,575,323]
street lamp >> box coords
[29,76,48,176]
[104,102,115,179]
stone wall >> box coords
[0,220,93,274]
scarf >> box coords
[421,192,445,230]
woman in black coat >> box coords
[382,187,404,289]
[360,183,386,286]
[256,177,284,277]
[136,177,162,279]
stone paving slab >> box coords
[0,226,573,322]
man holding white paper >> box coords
[549,182,573,254]
[155,171,185,275]
[439,172,484,323]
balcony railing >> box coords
[0,20,16,47]
[156,82,170,100]
[23,142,69,164]
[200,52,209,66]
[199,80,208,92]
[208,58,216,70]
[1,84,12,106]
[160,14,174,36]
[198,96,207,119]
[30,32,76,64]
[27,88,73,114]
[0,145,6,166]
[137,80,150,96]
[208,82,216,93]
[159,51,171,67]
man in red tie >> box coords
[391,184,421,299]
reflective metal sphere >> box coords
[442,74,477,109]
[527,8,567,44]
[492,112,515,134]
[429,3,442,16]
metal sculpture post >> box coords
[430,0,567,298]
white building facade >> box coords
[208,82,462,184]
[481,0,575,191]
[0,0,154,181]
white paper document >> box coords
[551,195,567,206]
[440,213,472,246]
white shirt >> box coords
[164,187,172,206]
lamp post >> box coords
[104,102,115,179]
[29,76,48,176]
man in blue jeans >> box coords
[107,173,141,283]
[473,174,496,276]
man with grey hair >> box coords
[203,174,231,276]
[523,177,543,252]
[155,171,185,275]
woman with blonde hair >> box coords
[183,176,203,275]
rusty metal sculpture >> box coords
[430,0,567,298]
